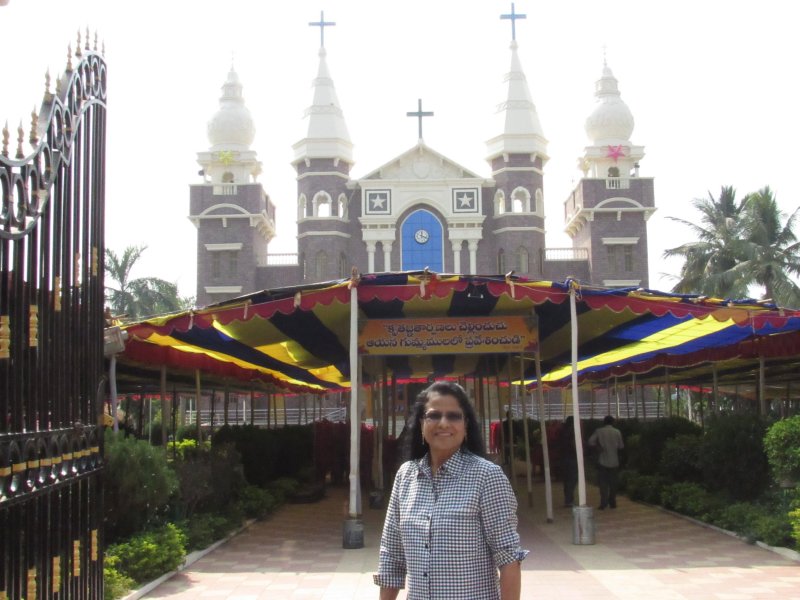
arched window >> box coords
[313,191,332,217]
[338,193,348,219]
[511,187,530,213]
[518,247,529,273]
[222,172,234,183]
[298,194,307,220]
[608,166,620,178]
[315,251,328,281]
[401,209,443,271]
[497,248,506,273]
[339,253,349,278]
[494,190,506,215]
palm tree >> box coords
[663,186,750,299]
[105,245,188,320]
[735,187,800,307]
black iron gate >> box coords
[0,36,107,599]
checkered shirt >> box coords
[374,449,528,599]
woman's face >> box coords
[421,391,467,459]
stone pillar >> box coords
[468,240,479,274]
[366,241,376,273]
[382,241,393,272]
[451,239,463,273]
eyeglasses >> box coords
[423,410,465,423]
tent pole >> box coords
[759,356,766,415]
[712,364,719,415]
[160,365,169,446]
[534,349,554,523]
[518,354,533,508]
[110,355,119,433]
[569,284,594,543]
[344,280,364,548]
[505,357,517,489]
[195,369,202,442]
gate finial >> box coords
[2,121,8,157]
[75,30,82,58]
[15,120,24,159]
[30,106,39,146]
[66,43,73,71]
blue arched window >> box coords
[401,209,443,271]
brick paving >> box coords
[140,480,800,600]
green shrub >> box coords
[236,485,278,520]
[103,555,134,600]
[268,477,300,504]
[625,417,701,475]
[175,423,200,441]
[659,434,704,483]
[789,508,800,548]
[177,513,232,551]
[625,473,670,504]
[699,414,769,501]
[660,482,724,521]
[713,502,762,540]
[104,433,179,542]
[753,513,793,548]
[764,416,800,484]
[107,523,186,584]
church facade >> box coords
[189,18,655,307]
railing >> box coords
[212,184,237,195]
[186,406,347,427]
[265,253,299,266]
[605,178,631,190]
[544,247,589,261]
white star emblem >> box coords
[458,193,474,208]
[370,194,386,209]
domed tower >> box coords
[484,8,548,278]
[292,16,355,283]
[189,66,276,306]
[564,60,656,288]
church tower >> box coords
[189,67,276,306]
[565,61,656,288]
[292,16,355,283]
[484,8,548,278]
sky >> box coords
[1,0,798,301]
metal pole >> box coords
[110,355,119,433]
[534,349,554,523]
[518,354,533,508]
[344,281,364,548]
[569,284,594,545]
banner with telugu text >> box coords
[359,316,538,355]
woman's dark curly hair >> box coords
[403,380,485,461]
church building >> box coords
[189,11,655,307]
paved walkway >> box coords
[141,480,800,600]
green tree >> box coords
[663,186,749,299]
[105,245,189,320]
[736,187,800,307]
[664,186,800,307]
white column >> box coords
[467,240,479,274]
[451,239,463,273]
[382,241,393,272]
[365,241,376,273]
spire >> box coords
[293,46,353,165]
[206,66,255,151]
[486,40,548,162]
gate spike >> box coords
[75,30,82,58]
[94,31,98,52]
[66,44,73,71]
[85,27,91,51]
[44,68,52,101]
[30,106,39,146]
[2,121,9,157]
[55,74,63,96]
[16,119,25,159]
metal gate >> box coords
[0,36,107,599]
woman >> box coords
[374,381,528,600]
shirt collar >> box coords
[417,448,469,479]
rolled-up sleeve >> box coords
[480,464,529,568]
[374,466,407,589]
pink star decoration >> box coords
[606,145,625,162]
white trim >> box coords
[491,226,545,235]
[204,243,243,252]
[297,231,351,239]
[296,171,350,180]
[602,279,641,287]
[490,166,544,176]
[601,237,639,245]
[204,286,243,294]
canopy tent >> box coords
[116,272,800,393]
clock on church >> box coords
[414,229,430,244]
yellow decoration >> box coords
[54,277,62,311]
[29,305,38,347]
[72,540,81,576]
[217,150,235,165]
[0,315,10,359]
[52,556,61,592]
[91,530,98,561]
[27,567,37,599]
